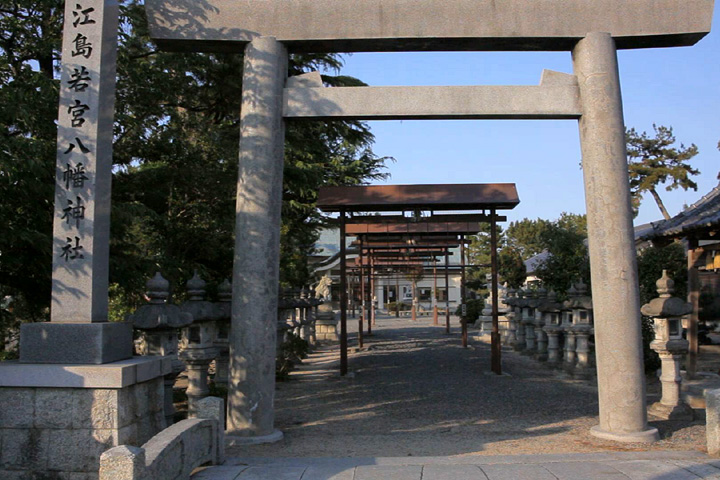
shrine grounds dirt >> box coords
[225,314,710,458]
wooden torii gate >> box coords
[144,0,713,444]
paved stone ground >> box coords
[195,452,720,479]
[195,314,716,479]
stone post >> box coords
[127,272,193,426]
[642,271,694,420]
[214,279,232,387]
[562,286,577,371]
[573,32,658,442]
[180,272,220,417]
[228,36,287,443]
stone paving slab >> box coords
[421,464,488,480]
[354,465,422,480]
[193,452,720,480]
[612,460,710,480]
[479,463,558,480]
[541,461,628,479]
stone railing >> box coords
[128,273,322,421]
[99,397,224,480]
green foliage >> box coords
[641,316,661,374]
[207,382,228,400]
[636,242,687,305]
[497,246,526,289]
[111,1,390,302]
[0,0,390,330]
[626,125,700,220]
[455,298,484,323]
[509,213,590,294]
[505,218,551,258]
[276,334,310,380]
[0,1,61,330]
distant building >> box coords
[311,228,463,311]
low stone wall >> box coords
[0,357,169,479]
[99,397,224,480]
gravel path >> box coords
[227,314,707,458]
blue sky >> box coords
[331,10,720,227]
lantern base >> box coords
[648,401,694,421]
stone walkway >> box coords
[195,314,715,479]
[194,452,720,479]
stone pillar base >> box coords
[19,322,133,364]
[590,425,659,443]
[648,401,694,421]
[0,356,170,478]
[226,429,283,445]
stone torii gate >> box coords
[145,0,713,444]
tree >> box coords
[626,124,700,220]
[505,218,551,258]
[636,242,687,306]
[111,1,392,301]
[532,213,589,295]
[0,1,61,328]
[0,1,391,337]
[497,246,526,289]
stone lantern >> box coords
[495,283,511,344]
[503,287,518,347]
[308,286,320,345]
[513,289,527,351]
[213,278,232,387]
[641,270,694,420]
[533,287,549,361]
[127,272,193,426]
[523,288,538,354]
[475,282,506,336]
[179,271,220,416]
[561,284,578,371]
[541,290,563,365]
[570,280,594,379]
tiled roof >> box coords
[642,182,720,240]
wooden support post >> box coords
[358,240,364,349]
[461,235,468,348]
[369,256,375,331]
[490,211,502,375]
[445,250,451,334]
[433,261,439,325]
[339,211,348,375]
[395,275,400,318]
[687,237,703,379]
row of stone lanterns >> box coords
[498,281,596,379]
[484,270,694,420]
[128,271,324,424]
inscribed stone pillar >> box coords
[227,36,287,441]
[573,32,658,443]
[19,0,132,364]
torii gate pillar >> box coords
[228,36,287,442]
[574,32,658,442]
